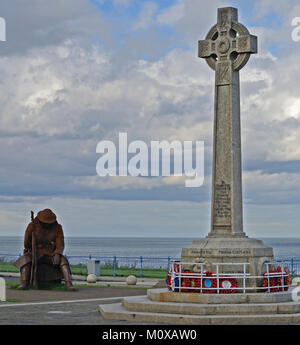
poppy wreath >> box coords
[181,270,202,293]
[262,269,280,292]
[201,270,218,294]
[191,275,202,292]
[181,270,193,292]
[275,266,290,291]
[219,277,239,294]
[262,266,290,292]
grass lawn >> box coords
[71,264,167,278]
[0,263,18,273]
[0,261,168,279]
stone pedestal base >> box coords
[181,237,274,289]
[99,289,300,325]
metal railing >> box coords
[0,253,180,277]
[166,261,290,293]
[0,253,299,279]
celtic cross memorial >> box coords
[199,7,257,238]
[181,7,273,282]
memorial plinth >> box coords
[181,7,274,285]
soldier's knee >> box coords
[21,262,31,270]
[15,255,32,270]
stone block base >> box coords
[98,288,300,325]
[180,237,274,289]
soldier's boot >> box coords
[18,264,31,290]
[61,264,75,291]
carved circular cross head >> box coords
[218,38,230,54]
[205,22,251,71]
[198,8,257,72]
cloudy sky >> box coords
[0,0,300,238]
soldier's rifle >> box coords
[29,211,38,289]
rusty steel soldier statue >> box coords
[14,209,75,291]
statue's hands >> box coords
[53,254,61,266]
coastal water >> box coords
[0,236,300,261]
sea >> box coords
[0,237,300,263]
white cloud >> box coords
[0,0,115,55]
[155,0,229,46]
[73,175,188,191]
[254,0,295,19]
[133,2,158,30]
[157,1,185,25]
[1,0,300,236]
[1,29,300,200]
[0,196,209,237]
[1,0,300,212]
[1,194,300,238]
[244,170,300,192]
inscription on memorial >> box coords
[214,181,231,221]
[189,249,251,256]
[217,249,251,255]
[191,249,213,255]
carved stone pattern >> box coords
[238,36,248,50]
[199,41,210,57]
[216,63,230,85]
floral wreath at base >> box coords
[218,276,239,294]
[181,270,201,293]
[262,266,290,292]
[166,268,238,294]
[201,270,218,294]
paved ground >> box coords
[6,284,147,302]
[0,298,153,325]
[0,274,152,325]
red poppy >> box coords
[262,266,290,292]
[181,270,198,292]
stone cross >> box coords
[198,7,257,238]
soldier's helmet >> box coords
[37,209,57,224]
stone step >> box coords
[98,302,300,325]
[123,295,300,315]
[148,288,293,304]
